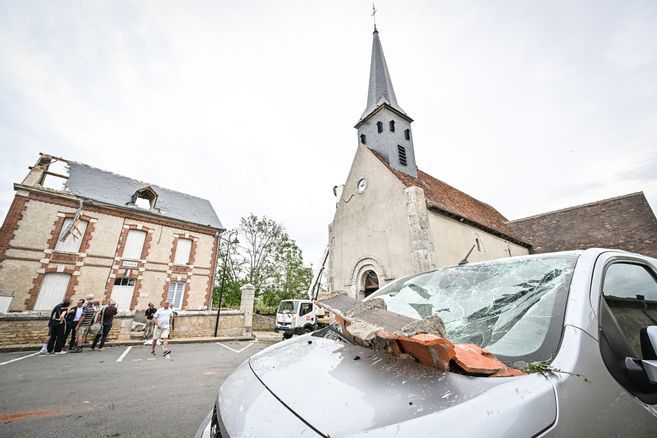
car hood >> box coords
[248,335,557,437]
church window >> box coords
[363,270,379,297]
[397,145,407,166]
[377,121,383,133]
[405,129,411,140]
[360,134,367,145]
[389,120,395,132]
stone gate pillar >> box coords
[240,283,255,337]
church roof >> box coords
[371,151,530,247]
[507,192,657,257]
[360,28,407,121]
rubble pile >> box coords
[316,292,524,378]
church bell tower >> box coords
[355,25,417,178]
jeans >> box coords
[64,321,78,349]
[92,323,112,349]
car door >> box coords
[595,254,657,431]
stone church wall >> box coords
[427,213,529,267]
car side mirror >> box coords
[640,326,657,383]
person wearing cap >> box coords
[151,300,174,357]
[91,299,118,351]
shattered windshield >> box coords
[277,301,298,314]
[367,254,579,363]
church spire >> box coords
[360,26,406,120]
[355,24,417,178]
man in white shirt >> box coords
[151,300,174,357]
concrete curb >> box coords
[0,336,263,353]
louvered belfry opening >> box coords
[397,145,407,166]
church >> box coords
[323,25,657,301]
[326,26,532,299]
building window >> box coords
[55,217,88,253]
[123,230,147,260]
[389,120,395,132]
[113,277,136,286]
[360,134,366,145]
[377,121,383,133]
[405,129,411,140]
[34,273,70,310]
[174,238,192,265]
[397,145,407,166]
[168,282,186,309]
[131,186,158,209]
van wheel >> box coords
[303,326,313,334]
[283,333,292,340]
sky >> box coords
[1,0,656,267]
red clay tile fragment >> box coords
[453,343,524,376]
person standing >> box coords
[72,298,98,353]
[47,298,71,354]
[64,298,85,350]
[150,301,174,357]
[92,299,118,351]
[143,302,157,340]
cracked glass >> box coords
[367,254,579,363]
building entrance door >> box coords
[110,278,136,311]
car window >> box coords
[602,262,657,358]
[367,254,579,364]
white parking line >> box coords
[216,342,254,354]
[0,351,41,366]
[116,346,133,362]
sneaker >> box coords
[71,347,82,353]
[98,347,104,351]
[162,350,171,356]
[55,351,67,355]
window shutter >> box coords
[34,273,71,310]
[55,218,88,253]
[123,230,147,260]
[174,239,192,265]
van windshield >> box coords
[277,301,298,314]
[367,254,579,364]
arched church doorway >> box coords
[363,270,379,297]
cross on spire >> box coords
[371,3,377,31]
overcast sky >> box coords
[1,0,656,267]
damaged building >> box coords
[0,154,223,313]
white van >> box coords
[274,299,318,339]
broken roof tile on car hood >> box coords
[316,292,524,378]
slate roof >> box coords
[371,151,529,247]
[360,28,407,121]
[64,161,223,230]
[508,192,657,257]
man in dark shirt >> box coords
[64,298,85,350]
[144,302,157,340]
[92,299,118,351]
[47,298,71,354]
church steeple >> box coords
[360,27,405,120]
[355,26,417,178]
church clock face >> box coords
[357,178,368,193]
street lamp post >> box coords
[214,230,239,337]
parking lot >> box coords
[0,340,274,437]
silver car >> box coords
[197,249,657,437]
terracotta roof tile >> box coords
[370,151,529,246]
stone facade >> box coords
[0,155,222,314]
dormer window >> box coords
[131,186,158,210]
[360,134,367,145]
[376,121,383,133]
[389,120,395,132]
[405,129,411,140]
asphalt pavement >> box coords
[0,340,275,437]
